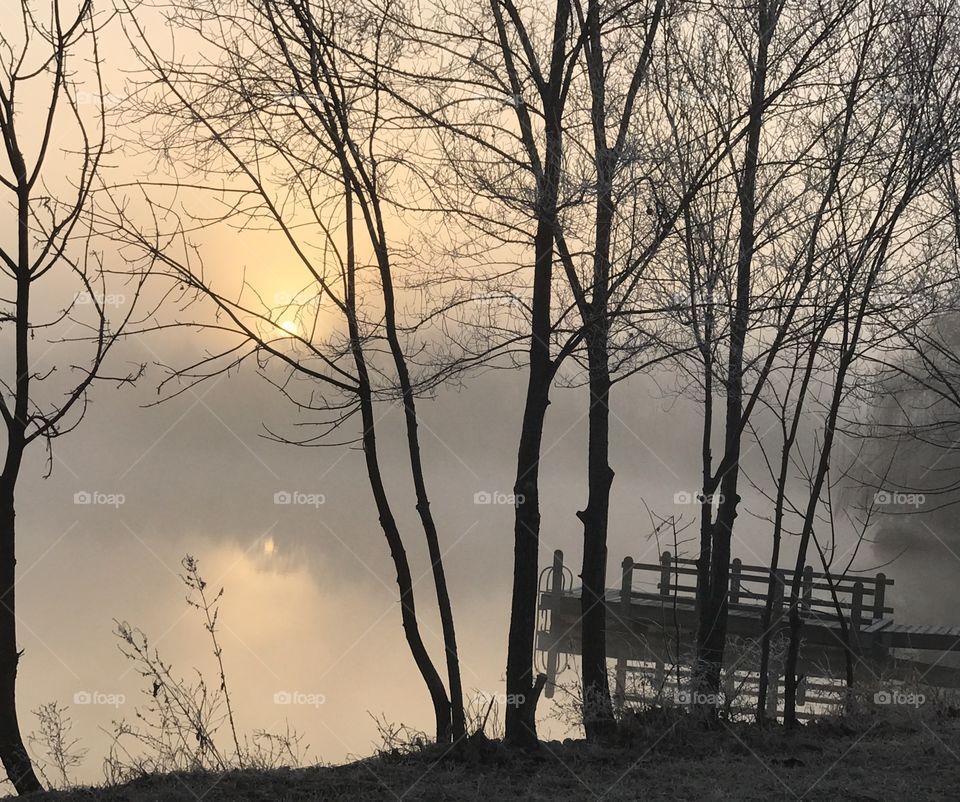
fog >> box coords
[4,2,960,789]
[8,323,950,784]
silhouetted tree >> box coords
[117,0,466,742]
[782,0,960,724]
[652,0,862,710]
[0,1,148,792]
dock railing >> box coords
[539,549,895,710]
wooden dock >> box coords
[536,550,960,718]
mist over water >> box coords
[14,328,942,785]
[10,340,589,780]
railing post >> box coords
[801,566,814,615]
[544,550,564,699]
[766,569,785,720]
[873,573,886,622]
[656,551,671,697]
[615,556,634,709]
[870,572,889,658]
[850,580,864,656]
[659,550,672,597]
[729,558,742,605]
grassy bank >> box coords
[12,714,960,801]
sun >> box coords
[262,536,276,557]
[278,319,299,337]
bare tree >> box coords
[481,0,581,745]
[691,0,782,708]
[391,0,588,745]
[117,0,467,742]
[564,0,666,739]
[0,1,148,792]
[410,0,676,742]
[781,0,960,723]
[398,0,783,741]
[651,0,863,711]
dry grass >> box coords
[11,714,960,802]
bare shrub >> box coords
[27,702,87,790]
[840,668,960,728]
[369,713,429,758]
[463,690,510,740]
[104,555,307,783]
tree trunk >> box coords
[371,207,465,741]
[695,492,736,705]
[757,431,796,722]
[578,326,615,740]
[504,213,555,748]
[0,168,43,794]
[783,418,842,727]
[695,395,714,628]
[0,482,42,795]
[755,526,782,722]
[401,416,465,742]
[694,0,774,711]
[342,184,451,741]
[503,0,568,743]
[578,118,616,738]
[355,390,452,741]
